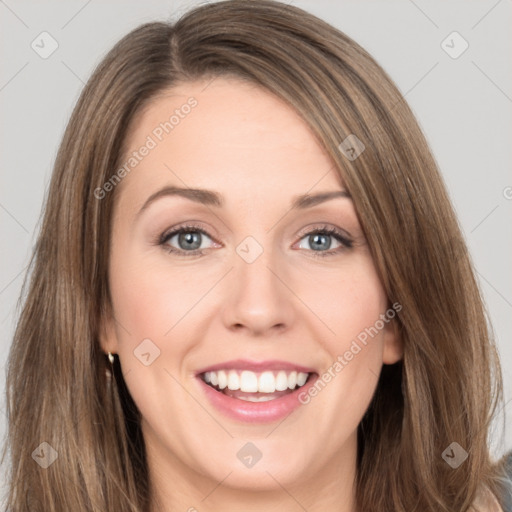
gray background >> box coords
[1,0,511,490]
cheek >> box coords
[109,249,212,344]
[295,255,387,401]
[299,264,387,412]
[295,255,388,351]
[107,252,203,422]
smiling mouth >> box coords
[199,370,315,402]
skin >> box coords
[99,76,403,512]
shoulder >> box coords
[469,484,504,512]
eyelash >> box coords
[156,223,353,258]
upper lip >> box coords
[195,359,317,377]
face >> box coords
[100,76,402,505]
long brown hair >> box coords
[2,1,506,510]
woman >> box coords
[2,1,508,510]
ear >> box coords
[98,304,120,355]
[382,316,403,365]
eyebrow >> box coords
[136,185,351,216]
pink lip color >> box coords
[195,359,317,376]
[196,373,319,423]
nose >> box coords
[221,244,296,337]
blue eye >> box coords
[157,223,353,258]
[159,223,215,256]
[296,226,353,257]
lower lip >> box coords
[196,374,319,423]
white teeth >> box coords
[218,370,228,390]
[227,370,240,390]
[240,371,259,392]
[202,369,310,393]
[288,371,297,389]
[275,371,289,391]
[297,372,308,386]
[237,395,276,402]
[258,371,275,393]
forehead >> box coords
[117,77,344,207]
